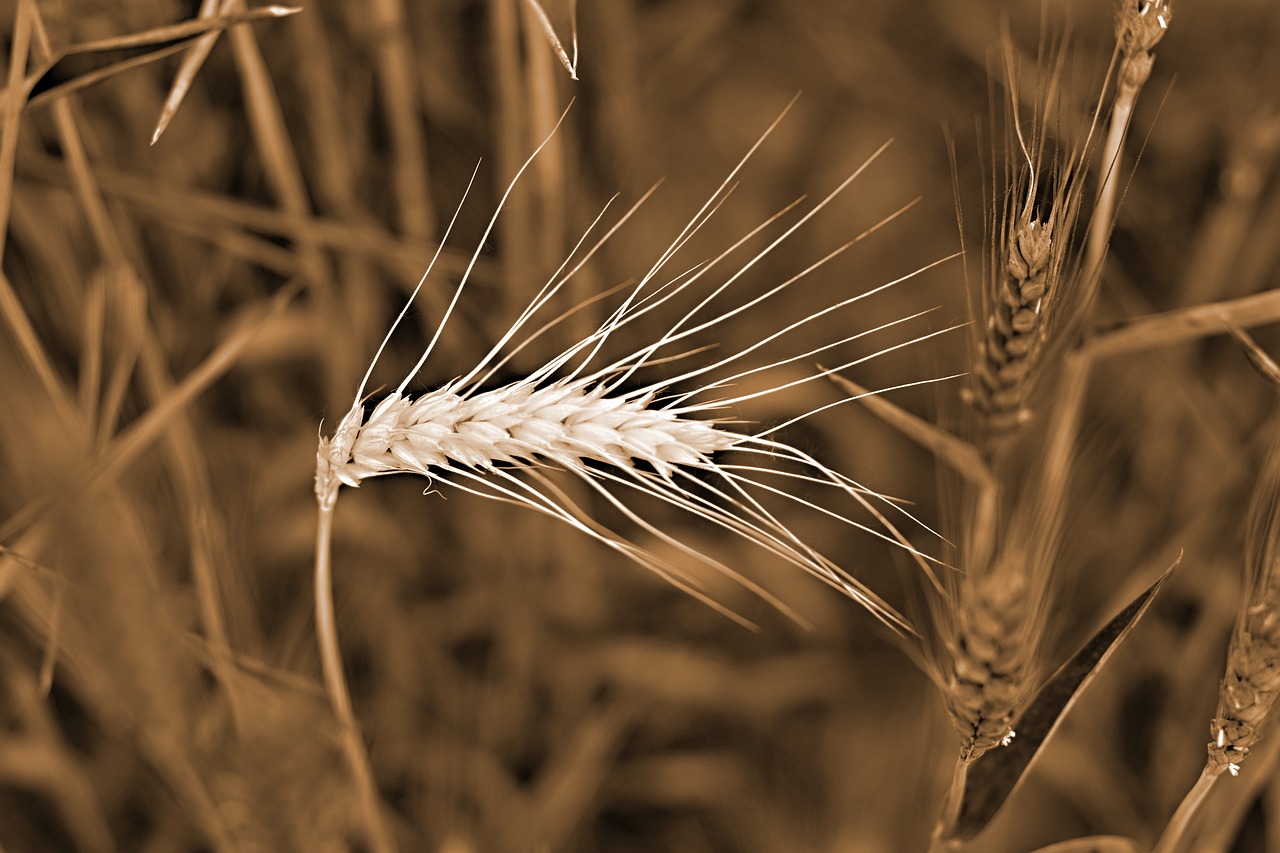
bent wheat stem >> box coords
[1152,767,1218,853]
[313,493,395,853]
[313,100,955,842]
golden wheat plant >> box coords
[921,26,1105,842]
[311,103,961,850]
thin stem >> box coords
[1152,767,1220,853]
[314,494,396,853]
[1086,74,1140,280]
[1085,288,1280,360]
[929,757,968,852]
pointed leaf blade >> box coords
[22,7,300,111]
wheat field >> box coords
[2,1,1280,851]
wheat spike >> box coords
[970,209,1055,433]
[1208,435,1280,777]
[316,102,960,633]
[316,380,736,492]
[965,32,1101,440]
[944,555,1040,761]
[310,110,959,843]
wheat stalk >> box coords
[1085,0,1172,287]
[932,23,1121,840]
[943,30,1099,762]
[312,102,959,849]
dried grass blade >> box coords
[37,580,65,694]
[947,560,1175,841]
[151,0,234,146]
[0,5,72,415]
[19,154,476,281]
[490,0,537,309]
[0,270,75,423]
[826,372,993,493]
[20,7,299,111]
[65,5,300,55]
[826,370,997,581]
[0,281,302,546]
[370,0,434,238]
[529,700,634,848]
[27,41,190,110]
[0,0,32,254]
[223,4,342,388]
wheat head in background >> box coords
[1209,436,1280,778]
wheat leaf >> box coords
[948,560,1176,841]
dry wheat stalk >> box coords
[312,107,960,850]
[1086,0,1172,279]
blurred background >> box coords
[2,1,1280,850]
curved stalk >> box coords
[1152,767,1219,853]
[929,757,968,852]
[315,493,396,853]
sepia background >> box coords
[2,1,1279,851]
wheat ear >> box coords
[319,101,961,629]
[1208,434,1280,778]
[965,32,1107,442]
[944,555,1038,761]
[313,103,960,845]
[1154,434,1280,853]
